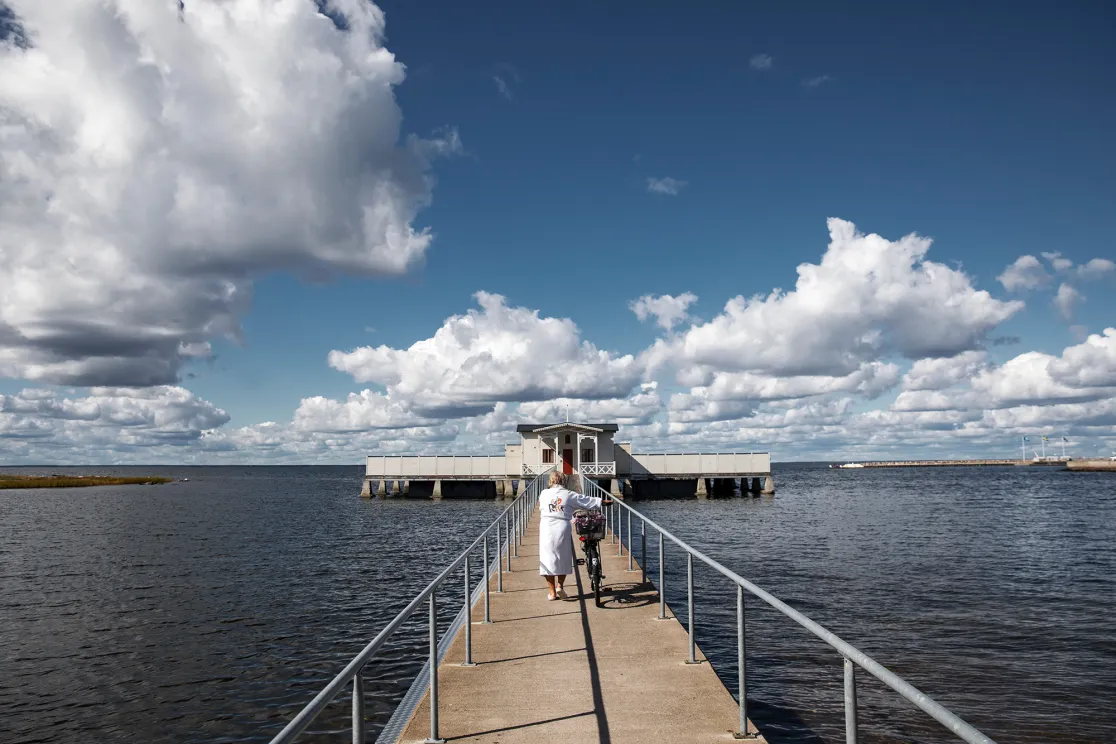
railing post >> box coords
[611,501,617,543]
[641,519,647,584]
[496,519,504,591]
[607,487,612,533]
[462,555,475,666]
[506,513,513,569]
[483,533,492,619]
[844,657,859,744]
[658,531,666,620]
[735,585,750,739]
[617,503,624,556]
[627,510,634,571]
[352,670,365,744]
[686,552,697,664]
[426,593,444,744]
[604,495,611,538]
[512,503,519,557]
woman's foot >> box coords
[547,593,558,601]
[556,587,568,600]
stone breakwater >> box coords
[840,459,1023,468]
[1066,459,1116,472]
[0,475,173,489]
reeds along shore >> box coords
[0,475,173,489]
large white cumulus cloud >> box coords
[892,329,1116,413]
[518,384,663,427]
[669,362,900,424]
[901,351,988,392]
[328,291,642,415]
[292,390,442,432]
[0,0,454,386]
[646,218,1022,379]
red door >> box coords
[562,449,574,474]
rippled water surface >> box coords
[1,464,1114,743]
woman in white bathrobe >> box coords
[538,471,609,600]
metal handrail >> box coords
[268,470,551,744]
[580,474,997,744]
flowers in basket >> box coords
[573,509,606,537]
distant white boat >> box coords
[837,462,865,469]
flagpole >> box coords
[1021,436,1025,462]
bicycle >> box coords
[574,507,608,607]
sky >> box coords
[1,0,1114,464]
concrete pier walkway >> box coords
[395,508,764,743]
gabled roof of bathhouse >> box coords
[516,422,620,434]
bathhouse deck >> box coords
[362,420,773,498]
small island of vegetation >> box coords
[0,475,173,489]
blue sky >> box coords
[0,0,1114,463]
[200,1,1115,420]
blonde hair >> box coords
[548,471,567,488]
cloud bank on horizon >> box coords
[1,1,1114,464]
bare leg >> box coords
[555,574,568,598]
[544,575,557,599]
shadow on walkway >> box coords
[457,710,595,739]
[573,560,612,744]
[478,647,585,666]
[593,580,657,610]
[491,610,580,624]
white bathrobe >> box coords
[538,485,603,576]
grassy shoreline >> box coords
[0,475,173,489]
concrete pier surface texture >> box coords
[392,510,765,744]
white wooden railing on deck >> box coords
[577,462,616,476]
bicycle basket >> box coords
[573,508,606,539]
